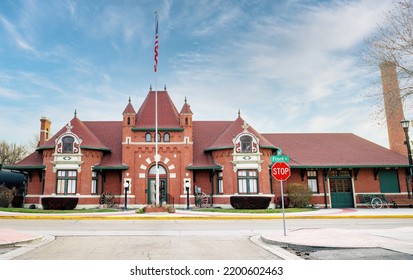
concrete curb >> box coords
[0,234,43,247]
[250,235,303,260]
[0,234,55,260]
[1,214,413,220]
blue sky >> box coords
[0,0,397,147]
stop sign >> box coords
[271,162,291,181]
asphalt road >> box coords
[1,218,413,260]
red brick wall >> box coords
[380,61,406,156]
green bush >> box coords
[41,197,79,210]
[230,196,271,209]
[0,184,14,208]
[286,183,312,208]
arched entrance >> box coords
[147,165,168,204]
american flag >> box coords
[154,13,159,72]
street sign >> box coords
[270,155,290,163]
[271,162,291,181]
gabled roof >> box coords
[9,120,126,171]
[263,133,408,168]
[6,151,45,169]
[205,116,277,151]
[134,90,181,130]
[191,121,232,169]
[190,117,277,169]
[82,121,126,169]
[38,117,110,152]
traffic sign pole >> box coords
[271,162,290,236]
[280,181,286,236]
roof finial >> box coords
[150,85,152,91]
[238,109,241,118]
[74,109,77,118]
[241,121,249,131]
[128,96,131,103]
[66,122,73,132]
[164,84,167,91]
[184,96,187,103]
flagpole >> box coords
[154,11,160,207]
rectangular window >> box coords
[217,171,223,194]
[307,170,318,193]
[330,178,351,192]
[56,170,77,195]
[237,170,258,194]
[91,171,98,194]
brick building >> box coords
[5,86,411,209]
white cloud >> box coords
[0,15,36,53]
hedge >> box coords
[41,197,79,210]
[230,196,271,209]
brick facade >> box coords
[9,89,411,209]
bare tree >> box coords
[363,0,413,115]
[24,134,40,154]
[0,140,28,166]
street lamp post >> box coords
[123,181,129,210]
[401,120,412,199]
[185,181,190,210]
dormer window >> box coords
[62,136,75,153]
[240,135,253,153]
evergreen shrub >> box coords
[41,197,79,210]
[230,196,271,209]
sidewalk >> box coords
[1,207,413,220]
[1,208,413,259]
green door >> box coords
[147,178,167,204]
[379,169,400,193]
[330,178,354,208]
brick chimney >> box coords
[39,117,51,146]
[380,61,406,155]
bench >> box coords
[357,194,391,208]
[391,197,413,208]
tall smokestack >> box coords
[380,61,406,155]
[39,117,51,146]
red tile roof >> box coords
[135,90,181,129]
[180,99,193,114]
[12,120,126,169]
[205,116,276,151]
[191,118,277,168]
[12,151,44,168]
[122,99,136,115]
[263,133,408,168]
[191,121,232,168]
[38,117,110,151]
[83,121,125,168]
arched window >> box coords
[149,165,167,175]
[240,135,252,153]
[157,133,161,142]
[145,133,152,142]
[164,133,170,142]
[62,136,75,153]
